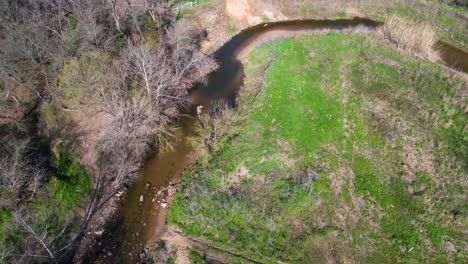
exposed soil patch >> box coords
[160,227,193,264]
[226,0,252,24]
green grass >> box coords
[0,141,91,261]
[189,250,208,264]
[52,145,92,208]
[170,34,467,263]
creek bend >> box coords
[85,17,468,263]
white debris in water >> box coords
[196,105,203,116]
[94,230,104,236]
[152,199,155,202]
[139,195,144,202]
[161,202,168,208]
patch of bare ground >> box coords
[70,110,114,172]
[183,0,395,52]
[159,227,192,264]
[226,0,252,24]
[155,226,268,263]
[0,78,37,128]
[178,0,233,53]
[226,0,391,26]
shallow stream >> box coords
[85,17,467,263]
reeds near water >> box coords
[380,16,439,60]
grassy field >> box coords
[169,34,467,263]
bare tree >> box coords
[64,129,147,261]
[107,0,123,33]
[13,208,74,264]
[0,140,43,209]
[63,0,114,54]
[166,26,219,82]
[0,0,71,99]
[143,0,173,34]
[127,43,161,100]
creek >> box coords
[85,17,467,263]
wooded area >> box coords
[0,0,215,262]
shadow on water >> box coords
[83,17,468,264]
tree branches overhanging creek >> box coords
[0,0,216,262]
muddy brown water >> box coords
[84,17,467,263]
[438,41,468,73]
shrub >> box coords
[55,51,111,110]
[187,101,244,164]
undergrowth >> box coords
[52,145,92,208]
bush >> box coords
[55,51,111,110]
[187,101,244,164]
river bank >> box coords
[81,1,467,262]
[168,32,467,264]
[91,16,467,263]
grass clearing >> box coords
[169,34,467,263]
[52,145,92,208]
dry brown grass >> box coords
[380,16,439,60]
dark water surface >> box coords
[437,41,468,73]
[85,17,468,263]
